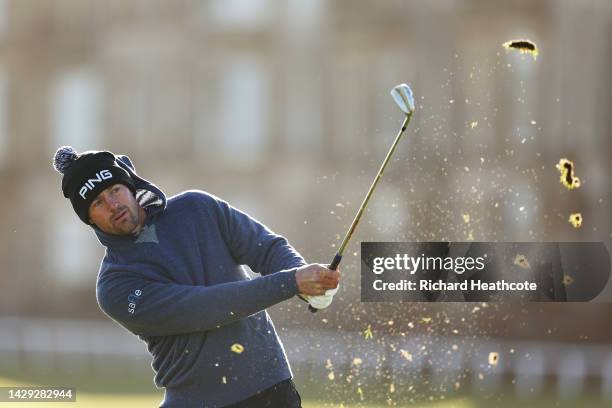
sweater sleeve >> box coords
[96,265,299,337]
[201,193,307,275]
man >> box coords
[52,146,340,407]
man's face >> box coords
[88,184,142,235]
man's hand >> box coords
[295,264,340,296]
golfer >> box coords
[52,146,340,407]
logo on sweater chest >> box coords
[127,289,142,314]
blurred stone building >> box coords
[0,0,610,341]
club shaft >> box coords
[330,113,412,270]
[314,112,413,314]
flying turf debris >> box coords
[568,213,582,228]
[488,352,499,366]
[230,343,244,354]
[562,275,575,286]
[363,325,373,340]
[513,254,530,269]
[556,158,581,190]
[502,39,539,60]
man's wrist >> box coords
[280,267,300,298]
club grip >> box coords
[329,253,342,271]
[308,253,342,314]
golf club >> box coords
[306,83,416,312]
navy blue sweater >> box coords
[95,156,306,407]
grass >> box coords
[0,374,468,408]
[0,376,610,408]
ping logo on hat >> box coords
[79,169,113,199]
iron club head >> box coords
[390,83,415,115]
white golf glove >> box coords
[305,285,340,310]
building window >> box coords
[48,210,101,288]
[218,54,268,169]
[50,69,103,151]
[372,48,416,157]
[206,0,271,29]
[504,42,538,154]
[0,67,7,168]
[0,0,7,39]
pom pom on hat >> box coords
[53,146,78,174]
